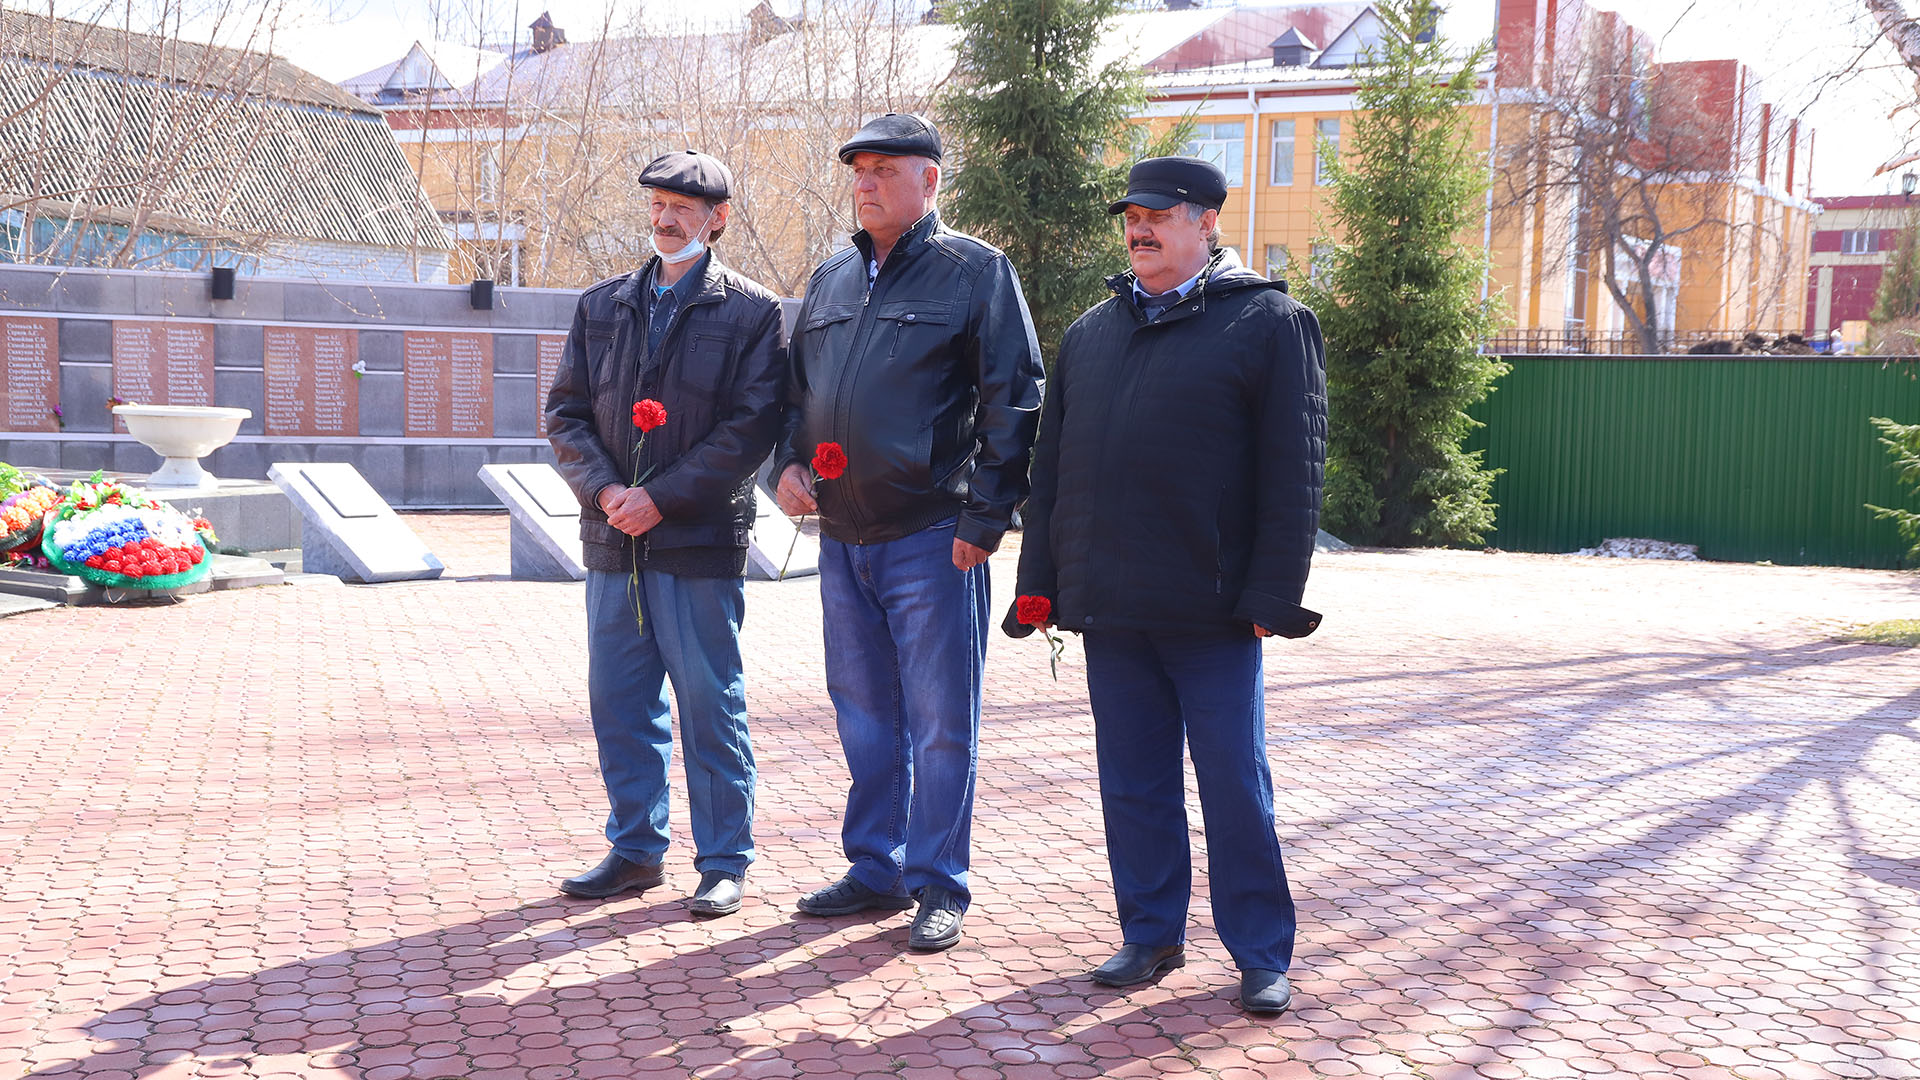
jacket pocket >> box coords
[874,301,953,361]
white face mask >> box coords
[651,206,717,265]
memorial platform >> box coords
[2,518,1917,1079]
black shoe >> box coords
[907,887,964,951]
[1089,943,1186,987]
[688,871,744,918]
[796,874,914,916]
[558,852,665,899]
[1239,968,1293,1014]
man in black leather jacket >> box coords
[545,151,788,918]
[772,113,1044,951]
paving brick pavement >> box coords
[3,511,1918,1080]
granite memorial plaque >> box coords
[477,463,585,581]
[0,316,59,432]
[746,481,817,580]
[404,331,493,437]
[534,334,565,437]
[113,320,214,431]
[263,326,359,437]
[268,462,444,583]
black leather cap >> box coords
[1108,155,1228,214]
[638,149,732,200]
[836,113,943,164]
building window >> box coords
[1841,229,1877,254]
[1183,121,1245,187]
[1314,118,1340,186]
[1264,244,1289,278]
[1270,120,1295,186]
[1310,242,1333,284]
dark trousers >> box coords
[1083,628,1296,972]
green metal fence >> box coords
[1463,355,1920,569]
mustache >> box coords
[654,226,686,239]
[1129,239,1161,251]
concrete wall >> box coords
[0,263,576,506]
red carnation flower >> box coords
[1016,595,1052,626]
[812,441,848,481]
[632,399,668,432]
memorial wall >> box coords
[0,265,580,507]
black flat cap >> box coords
[1108,155,1228,214]
[836,113,943,164]
[638,149,732,200]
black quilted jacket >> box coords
[1008,252,1328,638]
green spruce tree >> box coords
[938,0,1183,360]
[1299,0,1508,546]
[1867,416,1920,559]
[1869,209,1920,353]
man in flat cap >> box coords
[1006,156,1327,1013]
[546,149,787,918]
[772,113,1044,950]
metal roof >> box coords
[0,14,451,253]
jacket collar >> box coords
[1106,248,1269,323]
[852,209,940,267]
[612,250,728,310]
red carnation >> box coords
[812,441,848,481]
[632,399,668,432]
[1016,595,1052,626]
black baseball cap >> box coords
[638,150,732,200]
[1108,156,1229,214]
[837,113,944,164]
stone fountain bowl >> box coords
[113,404,252,488]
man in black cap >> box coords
[1006,156,1327,1013]
[546,149,788,918]
[771,113,1044,951]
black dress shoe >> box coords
[558,852,665,899]
[687,871,743,917]
[907,887,964,951]
[1089,943,1186,987]
[1239,968,1293,1014]
[796,874,914,916]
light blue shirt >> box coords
[1132,263,1207,312]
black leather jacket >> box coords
[546,252,788,574]
[774,211,1044,550]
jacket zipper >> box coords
[834,252,886,541]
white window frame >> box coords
[1270,119,1295,186]
[1264,244,1289,278]
[1841,229,1876,254]
[1184,121,1245,188]
[1314,118,1340,186]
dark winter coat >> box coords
[773,210,1045,550]
[1008,251,1327,638]
[545,252,788,575]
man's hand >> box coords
[774,463,817,516]
[1253,624,1274,638]
[601,485,663,536]
[953,538,990,572]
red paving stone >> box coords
[4,511,1920,1078]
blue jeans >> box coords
[1083,628,1296,972]
[585,568,755,876]
[818,521,988,908]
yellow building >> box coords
[1133,0,1815,351]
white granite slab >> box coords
[748,481,817,581]
[268,462,444,583]
[477,463,586,581]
